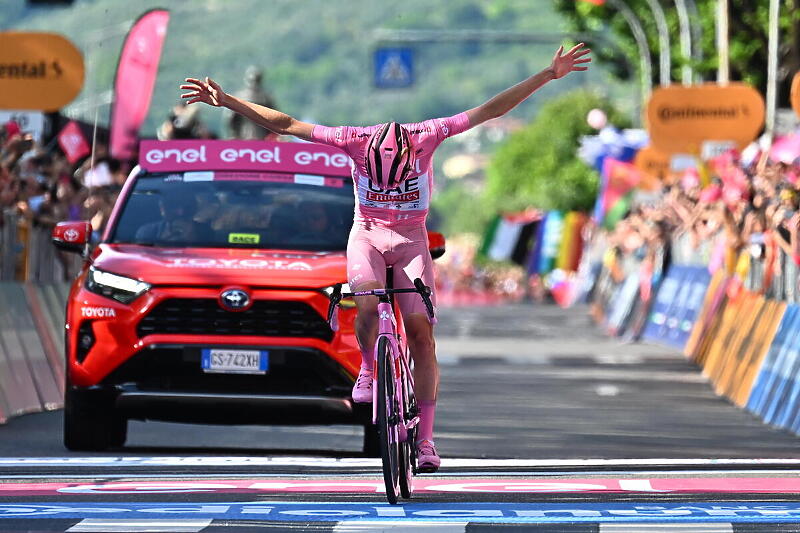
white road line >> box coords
[2,457,800,468]
[334,522,467,532]
[5,469,800,480]
[600,524,733,532]
[67,519,212,532]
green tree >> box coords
[484,89,629,213]
[553,0,800,106]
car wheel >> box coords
[363,423,380,457]
[63,388,127,451]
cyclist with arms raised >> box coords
[181,43,590,471]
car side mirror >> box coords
[428,230,446,260]
[52,221,92,255]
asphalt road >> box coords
[1,303,799,531]
[1,303,797,459]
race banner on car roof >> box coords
[139,140,353,177]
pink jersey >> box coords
[311,113,472,226]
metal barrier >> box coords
[739,245,799,305]
[0,210,82,283]
[668,230,799,304]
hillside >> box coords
[1,0,628,136]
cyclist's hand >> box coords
[180,77,227,107]
[549,43,591,79]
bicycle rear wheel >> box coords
[377,336,400,504]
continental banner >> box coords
[642,265,711,349]
[646,83,765,154]
[0,32,85,111]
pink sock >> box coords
[360,348,373,372]
[417,400,436,442]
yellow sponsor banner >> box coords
[684,270,726,362]
[633,145,670,189]
[729,300,786,407]
[701,290,756,385]
[792,71,800,118]
[713,294,767,396]
[0,32,85,111]
[700,290,784,407]
[228,233,260,245]
[646,83,765,155]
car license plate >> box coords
[201,349,268,374]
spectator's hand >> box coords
[549,43,591,79]
[3,133,33,154]
[180,77,227,107]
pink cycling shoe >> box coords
[416,439,440,473]
[351,368,373,403]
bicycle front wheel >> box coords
[377,335,401,504]
[398,351,416,499]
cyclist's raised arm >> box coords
[180,77,317,141]
[464,43,591,128]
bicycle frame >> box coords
[326,278,433,503]
[372,299,419,440]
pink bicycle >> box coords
[327,277,435,504]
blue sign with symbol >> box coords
[374,48,414,89]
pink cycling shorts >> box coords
[347,220,436,318]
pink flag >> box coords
[57,121,90,164]
[770,133,800,165]
[109,9,170,160]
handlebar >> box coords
[326,278,436,330]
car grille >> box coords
[137,298,333,341]
[101,346,353,397]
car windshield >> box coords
[110,171,354,251]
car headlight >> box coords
[322,282,356,308]
[85,267,151,304]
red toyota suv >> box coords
[52,139,377,452]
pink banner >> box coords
[139,139,353,177]
[57,121,90,164]
[109,9,170,160]
[3,477,800,495]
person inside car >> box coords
[294,201,334,242]
[135,195,200,244]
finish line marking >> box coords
[6,469,800,480]
[1,457,799,468]
[3,501,800,523]
[3,477,800,496]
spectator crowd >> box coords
[588,136,800,324]
[0,67,270,252]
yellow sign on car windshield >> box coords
[228,233,260,245]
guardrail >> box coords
[0,282,70,423]
[1,209,82,283]
[0,211,81,423]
